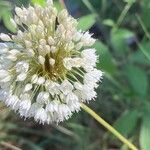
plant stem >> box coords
[82,0,97,15]
[116,3,132,27]
[81,103,138,150]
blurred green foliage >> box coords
[0,0,150,150]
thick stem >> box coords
[81,103,138,150]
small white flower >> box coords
[16,73,27,81]
[66,92,79,104]
[81,32,96,46]
[7,49,20,61]
[63,58,73,70]
[34,108,47,124]
[73,32,82,42]
[27,49,35,56]
[75,42,83,50]
[48,36,55,45]
[68,101,81,112]
[40,39,46,46]
[36,92,49,104]
[45,45,51,54]
[19,99,31,116]
[5,95,19,109]
[50,46,56,53]
[47,81,60,96]
[25,40,32,48]
[0,33,12,41]
[28,103,41,117]
[38,55,45,65]
[15,7,23,17]
[46,101,59,112]
[15,61,29,73]
[49,58,55,66]
[37,77,45,85]
[59,104,72,121]
[81,49,98,71]
[24,84,32,92]
[60,80,73,95]
[74,82,83,90]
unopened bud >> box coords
[0,33,12,41]
[49,58,55,66]
[38,55,45,65]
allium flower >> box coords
[0,0,103,124]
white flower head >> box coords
[0,0,103,124]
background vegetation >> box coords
[0,0,150,149]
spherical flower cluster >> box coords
[0,0,103,124]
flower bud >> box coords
[0,33,12,41]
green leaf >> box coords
[124,0,136,4]
[141,0,150,28]
[114,110,138,137]
[103,19,115,27]
[78,14,96,30]
[0,1,10,20]
[130,42,150,65]
[94,41,117,75]
[2,11,17,33]
[140,115,150,150]
[130,51,150,65]
[125,64,148,96]
[111,28,135,55]
[138,42,150,62]
[31,0,46,6]
[0,1,10,7]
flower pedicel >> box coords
[0,0,103,124]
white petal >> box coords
[0,33,12,41]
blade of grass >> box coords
[136,14,150,41]
[116,2,133,27]
[0,141,22,150]
[82,0,97,15]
